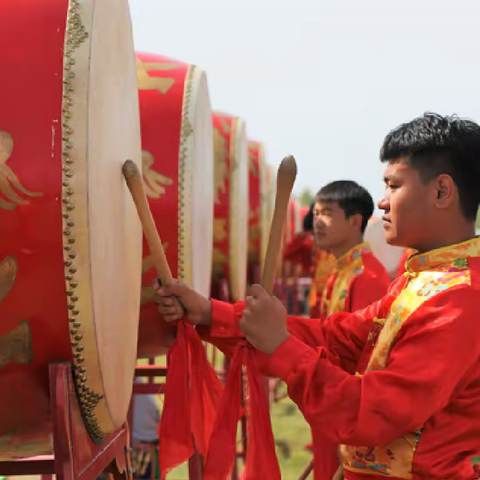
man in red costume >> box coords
[158,113,480,479]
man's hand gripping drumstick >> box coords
[155,156,297,357]
[238,155,297,354]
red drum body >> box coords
[212,113,248,302]
[247,141,268,269]
[0,0,142,457]
[136,52,214,358]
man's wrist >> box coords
[201,299,212,326]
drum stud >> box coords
[69,317,76,323]
[63,111,71,119]
[65,158,74,166]
[76,356,84,363]
[73,322,81,329]
[62,181,71,189]
[72,309,79,315]
[67,219,75,227]
[76,346,84,352]
[71,295,79,302]
[79,367,86,374]
[75,334,83,341]
[71,342,78,348]
[70,281,78,288]
[68,238,75,244]
[65,141,73,149]
[64,245,72,252]
[64,229,71,237]
[65,171,74,178]
[69,266,77,273]
[69,58,75,66]
[67,303,75,310]
[70,328,78,335]
[62,197,70,204]
[66,202,74,210]
[63,213,70,220]
[66,274,73,281]
[68,252,76,259]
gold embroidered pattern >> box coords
[322,242,371,316]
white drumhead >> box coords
[68,0,142,435]
[184,67,214,297]
[229,118,248,302]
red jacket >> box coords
[201,237,480,480]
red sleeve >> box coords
[264,287,480,446]
[200,297,387,374]
[348,271,390,313]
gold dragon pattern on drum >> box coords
[0,131,42,210]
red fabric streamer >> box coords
[158,321,224,477]
[204,343,281,480]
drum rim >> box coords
[179,65,213,297]
[60,0,141,441]
[229,117,248,302]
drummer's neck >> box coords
[329,234,364,260]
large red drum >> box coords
[247,141,268,269]
[212,112,248,302]
[135,52,214,358]
[0,0,142,456]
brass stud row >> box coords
[61,0,105,443]
[177,66,196,286]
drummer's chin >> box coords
[383,225,400,246]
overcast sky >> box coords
[129,0,480,206]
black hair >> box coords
[316,181,374,233]
[303,203,314,232]
[380,112,480,220]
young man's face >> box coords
[378,158,436,249]
[313,200,359,251]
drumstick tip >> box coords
[122,159,140,182]
[278,155,297,179]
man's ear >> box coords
[434,174,455,210]
[349,213,363,232]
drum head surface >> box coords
[229,119,248,301]
[187,68,214,297]
[68,0,142,433]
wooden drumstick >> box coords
[122,159,173,286]
[261,155,297,294]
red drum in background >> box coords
[212,112,248,302]
[0,0,142,456]
[135,52,214,358]
[247,141,268,269]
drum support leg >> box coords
[0,362,132,480]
